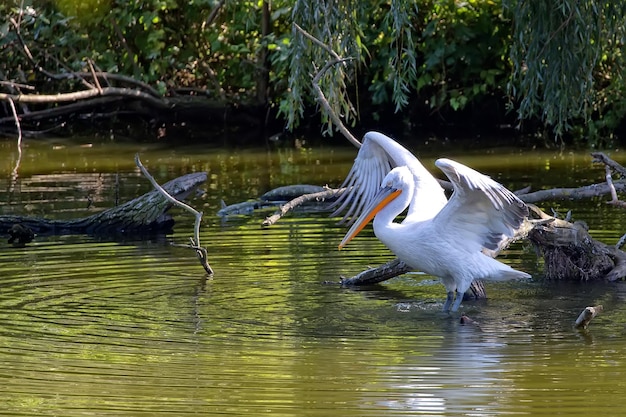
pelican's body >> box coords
[335,132,530,312]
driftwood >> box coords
[0,172,207,237]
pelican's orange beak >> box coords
[338,186,401,250]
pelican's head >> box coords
[338,166,411,250]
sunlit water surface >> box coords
[1,137,626,416]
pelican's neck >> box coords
[372,184,414,240]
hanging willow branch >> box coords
[504,0,626,137]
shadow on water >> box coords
[0,136,626,416]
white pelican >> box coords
[334,132,530,312]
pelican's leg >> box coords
[442,291,455,312]
[450,291,464,312]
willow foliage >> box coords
[284,0,508,135]
[504,0,626,139]
[5,0,626,141]
[284,0,424,134]
[283,0,363,133]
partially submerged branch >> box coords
[135,154,213,275]
[574,305,603,330]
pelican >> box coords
[334,131,530,312]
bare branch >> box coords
[339,258,411,286]
[88,59,103,93]
[517,181,626,203]
[311,58,361,148]
[604,165,626,207]
[205,0,226,28]
[7,98,22,192]
[135,154,213,275]
[294,23,342,61]
[262,188,345,227]
[0,81,35,91]
[592,152,626,177]
[0,87,167,108]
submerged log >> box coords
[0,172,207,237]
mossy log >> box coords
[0,172,207,237]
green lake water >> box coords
[1,136,626,416]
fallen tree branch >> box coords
[516,181,626,204]
[36,70,162,97]
[0,96,124,125]
[526,204,626,281]
[134,154,213,275]
[339,258,411,286]
[604,165,626,208]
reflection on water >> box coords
[0,137,626,416]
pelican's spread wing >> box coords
[331,132,446,224]
[432,158,528,252]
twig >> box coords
[262,188,345,227]
[311,59,360,148]
[294,23,342,61]
[7,98,22,192]
[46,71,161,97]
[0,81,35,90]
[134,154,214,275]
[204,0,226,28]
[604,165,626,208]
[9,17,66,81]
[87,59,103,93]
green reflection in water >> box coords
[0,137,625,416]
